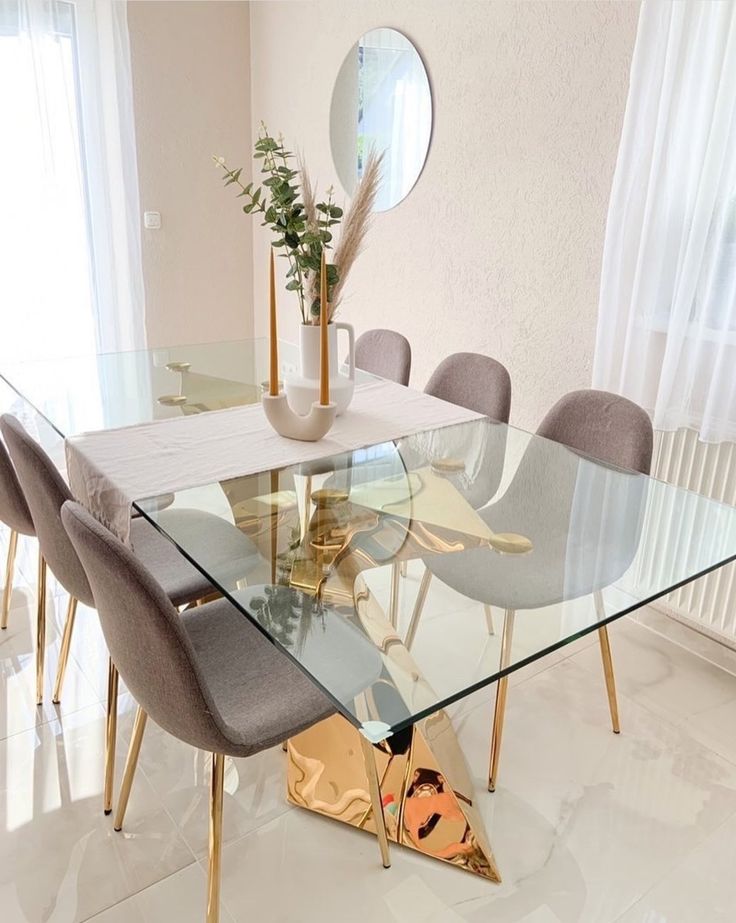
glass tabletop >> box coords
[0,338,375,438]
[135,416,736,743]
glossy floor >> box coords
[2,532,736,922]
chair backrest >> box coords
[355,329,412,386]
[61,500,234,753]
[536,389,653,475]
[424,352,512,422]
[0,438,34,536]
[1,415,93,604]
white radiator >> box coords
[647,428,736,646]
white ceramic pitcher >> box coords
[285,322,355,416]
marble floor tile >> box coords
[83,864,236,923]
[616,809,736,922]
[0,591,102,742]
[0,704,196,923]
[571,616,736,766]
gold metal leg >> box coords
[399,561,407,578]
[483,604,495,635]
[598,626,621,734]
[594,590,620,734]
[388,561,401,629]
[405,566,432,649]
[113,706,148,831]
[104,658,119,815]
[207,752,225,923]
[52,596,78,704]
[358,734,391,868]
[1,529,19,630]
[488,608,515,792]
[36,551,47,706]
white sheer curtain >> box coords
[592,1,736,444]
[0,0,145,361]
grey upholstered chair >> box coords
[424,352,512,421]
[416,389,653,792]
[355,328,412,386]
[61,500,389,923]
[400,352,513,627]
[1,439,38,654]
[1,413,262,814]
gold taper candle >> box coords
[319,250,329,405]
[269,249,278,396]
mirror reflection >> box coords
[330,28,432,212]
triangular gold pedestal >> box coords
[287,709,501,882]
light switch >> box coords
[143,211,161,230]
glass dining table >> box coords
[3,338,736,883]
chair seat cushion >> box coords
[425,444,648,611]
[131,509,264,608]
[182,597,335,755]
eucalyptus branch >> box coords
[214,125,377,327]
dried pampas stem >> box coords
[299,155,318,235]
[329,150,383,318]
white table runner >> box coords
[65,379,480,542]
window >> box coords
[0,0,99,360]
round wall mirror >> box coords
[330,28,432,212]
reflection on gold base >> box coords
[287,712,501,882]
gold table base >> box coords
[287,710,501,882]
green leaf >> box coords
[255,138,279,152]
[329,205,343,218]
[285,280,301,291]
[326,265,339,285]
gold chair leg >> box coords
[359,734,391,868]
[1,529,19,630]
[104,658,119,815]
[52,596,78,704]
[388,561,401,629]
[594,590,620,734]
[114,706,148,831]
[399,561,407,578]
[488,608,515,792]
[36,551,47,706]
[405,567,432,649]
[598,627,620,734]
[483,604,495,636]
[207,752,225,923]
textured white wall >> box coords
[249,0,639,429]
[128,1,252,349]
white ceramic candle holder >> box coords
[262,392,337,442]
